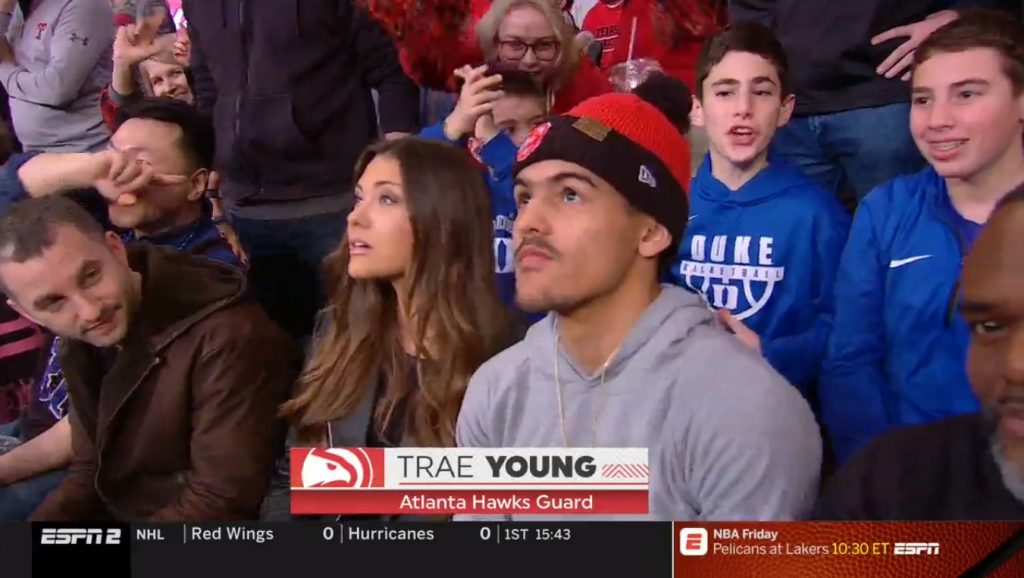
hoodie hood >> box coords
[693,154,814,207]
[522,285,714,386]
[127,243,248,352]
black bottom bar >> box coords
[10,522,673,578]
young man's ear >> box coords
[638,221,672,259]
[690,95,706,128]
[777,93,797,128]
[186,168,210,203]
[104,231,130,266]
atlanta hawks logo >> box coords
[679,234,785,320]
[300,448,377,488]
[517,121,552,161]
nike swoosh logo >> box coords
[688,215,699,221]
[889,255,933,268]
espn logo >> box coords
[40,528,122,545]
[894,542,940,555]
[679,528,708,556]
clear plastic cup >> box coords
[607,58,664,92]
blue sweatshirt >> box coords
[418,123,523,314]
[822,166,981,465]
[670,156,850,397]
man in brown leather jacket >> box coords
[0,196,296,521]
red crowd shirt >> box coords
[581,1,624,69]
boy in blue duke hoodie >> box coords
[418,64,548,319]
[670,23,850,398]
[822,10,1024,465]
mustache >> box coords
[514,235,560,261]
[983,393,1024,431]
[83,306,118,333]
[998,394,1024,411]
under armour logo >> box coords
[35,23,47,40]
[69,33,89,46]
[638,165,657,188]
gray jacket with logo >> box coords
[0,0,114,152]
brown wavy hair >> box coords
[281,138,517,447]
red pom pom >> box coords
[360,0,473,43]
[652,0,724,43]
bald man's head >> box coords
[961,182,1024,499]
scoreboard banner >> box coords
[9,521,1024,578]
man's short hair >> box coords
[0,196,106,294]
[914,9,1024,95]
[113,97,216,170]
[695,22,792,100]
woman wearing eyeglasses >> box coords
[366,0,611,113]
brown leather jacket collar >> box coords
[125,242,248,352]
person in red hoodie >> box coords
[366,0,611,113]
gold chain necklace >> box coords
[553,326,623,448]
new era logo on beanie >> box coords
[514,92,691,244]
[638,166,657,188]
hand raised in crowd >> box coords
[444,64,504,141]
[90,149,185,206]
[474,110,501,146]
[172,27,191,66]
[717,309,762,353]
[131,0,169,44]
[113,24,166,65]
[872,10,959,80]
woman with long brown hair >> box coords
[280,138,519,451]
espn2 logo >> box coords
[894,542,940,555]
[40,528,122,545]
[679,528,708,556]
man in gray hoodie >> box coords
[0,0,114,152]
[456,84,822,521]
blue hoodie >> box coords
[670,156,850,397]
[418,123,529,317]
[822,166,982,465]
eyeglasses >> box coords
[497,38,560,62]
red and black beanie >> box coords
[513,91,692,244]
